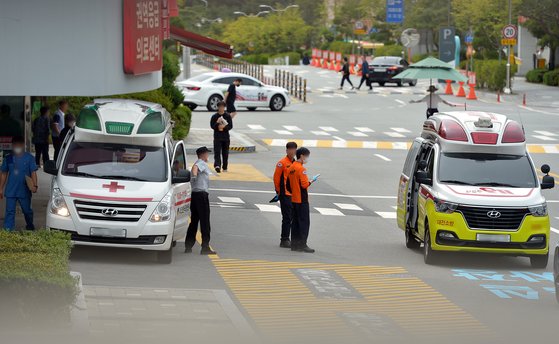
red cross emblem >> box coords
[102,181,125,193]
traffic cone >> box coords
[213,63,219,71]
[497,91,501,103]
[329,60,337,71]
[466,83,477,100]
[349,63,355,74]
[336,60,342,72]
[444,80,454,95]
[322,58,328,69]
[456,81,466,97]
[311,58,316,67]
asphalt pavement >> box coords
[29,64,559,343]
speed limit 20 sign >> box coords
[502,24,518,39]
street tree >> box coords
[518,0,559,70]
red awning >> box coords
[170,26,233,59]
[169,0,179,17]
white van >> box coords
[45,99,191,263]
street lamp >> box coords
[259,4,299,12]
[234,11,270,17]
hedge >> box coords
[0,230,77,328]
[374,45,404,58]
[270,52,301,65]
[525,68,547,84]
[241,53,271,65]
[543,69,559,86]
[473,60,517,91]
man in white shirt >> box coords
[51,100,68,161]
[410,86,462,118]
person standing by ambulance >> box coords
[288,147,318,253]
[273,141,298,248]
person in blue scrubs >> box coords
[0,136,38,230]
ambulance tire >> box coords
[423,221,438,265]
[529,253,548,269]
[157,247,173,264]
[405,228,420,249]
[270,95,285,111]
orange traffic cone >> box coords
[322,58,328,69]
[349,63,355,74]
[329,60,336,71]
[213,63,219,71]
[466,83,477,100]
[444,80,454,95]
[456,82,466,97]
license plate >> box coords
[90,227,126,238]
[476,234,510,242]
[374,68,386,72]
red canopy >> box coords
[170,26,233,59]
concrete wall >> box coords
[0,0,161,96]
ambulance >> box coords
[397,111,555,267]
[45,99,191,264]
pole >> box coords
[504,0,512,94]
[182,46,191,79]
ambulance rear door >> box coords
[397,138,423,230]
[171,141,191,241]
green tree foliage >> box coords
[518,0,559,70]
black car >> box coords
[368,56,416,87]
[554,244,559,303]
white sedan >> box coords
[176,72,291,112]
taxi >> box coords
[397,111,555,267]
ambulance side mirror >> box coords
[172,169,190,184]
[415,171,432,186]
[541,164,554,189]
[44,160,58,176]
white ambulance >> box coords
[397,111,555,267]
[45,99,191,264]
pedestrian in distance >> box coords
[287,147,320,253]
[0,136,38,231]
[185,146,216,255]
[210,101,233,173]
[409,85,463,119]
[273,141,298,248]
[224,78,242,118]
[31,106,51,168]
[357,55,372,91]
[51,99,68,161]
[59,113,76,144]
[339,57,354,90]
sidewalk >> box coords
[475,77,559,109]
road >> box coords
[69,64,559,344]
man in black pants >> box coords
[357,55,372,91]
[273,141,298,248]
[339,57,354,90]
[210,101,233,173]
[224,78,241,118]
[32,106,51,167]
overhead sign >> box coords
[386,0,404,24]
[123,0,164,75]
[501,38,517,46]
[439,27,456,64]
[502,24,518,39]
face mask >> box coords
[303,157,309,164]
[13,147,23,155]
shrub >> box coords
[473,59,517,91]
[375,45,404,57]
[525,69,547,83]
[0,230,77,328]
[171,105,192,140]
[162,51,181,83]
[241,54,270,65]
[271,52,301,65]
[162,79,185,108]
[543,69,559,86]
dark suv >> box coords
[369,56,416,87]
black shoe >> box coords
[184,247,192,253]
[300,246,315,253]
[280,240,291,248]
[200,247,217,255]
[215,166,221,173]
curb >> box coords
[185,130,257,154]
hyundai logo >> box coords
[487,210,502,219]
[101,208,119,217]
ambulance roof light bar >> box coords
[438,119,468,142]
[501,121,525,143]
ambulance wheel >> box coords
[405,228,420,249]
[157,247,173,264]
[423,222,438,265]
[529,253,548,269]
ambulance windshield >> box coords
[438,153,537,188]
[62,142,167,182]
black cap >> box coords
[196,146,210,156]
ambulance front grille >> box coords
[456,206,530,231]
[74,200,146,222]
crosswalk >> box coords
[210,195,397,219]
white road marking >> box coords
[395,99,407,106]
[319,126,339,132]
[209,187,397,199]
[332,136,346,142]
[217,196,245,204]
[355,127,375,133]
[376,211,397,219]
[274,130,294,135]
[384,132,406,138]
[534,130,558,137]
[533,135,557,141]
[311,131,331,136]
[255,204,281,213]
[314,207,345,216]
[391,206,398,210]
[347,131,368,137]
[283,125,302,131]
[390,127,411,133]
[374,154,391,162]
[247,124,265,130]
[334,203,363,211]
[551,227,559,235]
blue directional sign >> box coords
[386,0,404,24]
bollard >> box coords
[291,73,295,96]
[304,79,307,102]
[444,80,454,95]
[295,76,298,98]
[523,94,526,106]
[466,83,477,100]
[497,91,501,103]
[456,82,466,97]
[299,77,303,100]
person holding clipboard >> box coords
[0,136,38,230]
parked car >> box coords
[176,72,291,112]
[368,56,416,87]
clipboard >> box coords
[25,176,35,192]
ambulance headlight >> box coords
[528,204,547,217]
[150,193,172,222]
[50,188,70,217]
[434,198,458,214]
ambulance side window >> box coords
[403,141,421,176]
[426,150,435,178]
[172,143,187,176]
